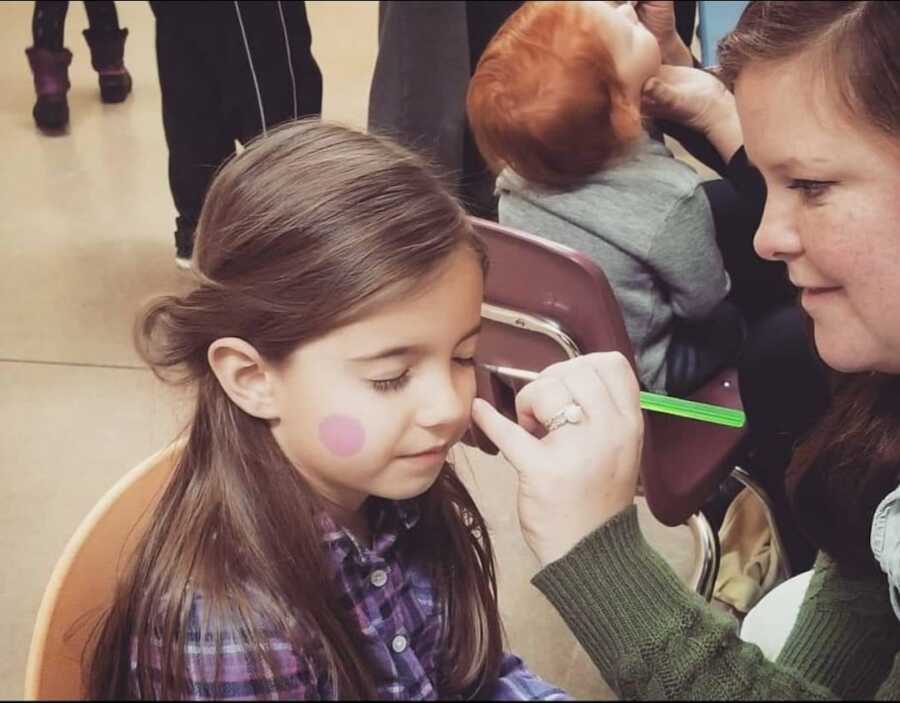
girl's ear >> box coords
[207,338,280,420]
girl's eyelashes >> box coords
[371,372,410,393]
[369,358,476,393]
[787,179,835,203]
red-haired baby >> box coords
[468,1,741,395]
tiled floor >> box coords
[2,1,701,698]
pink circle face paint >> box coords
[318,414,366,458]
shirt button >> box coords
[370,569,388,588]
[391,635,408,654]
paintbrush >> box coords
[478,363,746,428]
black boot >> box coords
[25,46,72,130]
[83,27,132,103]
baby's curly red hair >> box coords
[467,1,643,189]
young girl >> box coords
[87,120,569,700]
[466,0,743,395]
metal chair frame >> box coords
[480,301,721,600]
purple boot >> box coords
[83,27,132,103]
[25,46,72,130]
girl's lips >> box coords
[400,443,450,459]
[406,448,443,457]
[398,446,449,470]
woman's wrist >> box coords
[703,91,743,163]
[535,502,634,568]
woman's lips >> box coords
[800,286,841,306]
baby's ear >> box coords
[610,90,643,143]
[207,338,280,420]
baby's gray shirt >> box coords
[496,135,729,391]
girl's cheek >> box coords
[318,414,366,458]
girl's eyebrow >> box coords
[349,323,482,363]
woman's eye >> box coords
[454,356,476,367]
[371,372,410,393]
[787,179,834,202]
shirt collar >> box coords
[319,498,421,565]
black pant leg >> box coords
[461,1,523,219]
[226,0,322,144]
[369,2,471,181]
[33,1,69,49]
[151,2,234,254]
[674,0,697,48]
[270,0,322,123]
[152,1,322,255]
[368,1,520,219]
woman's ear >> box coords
[207,338,280,420]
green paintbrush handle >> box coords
[639,391,745,428]
[478,363,745,428]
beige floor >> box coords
[1,1,701,698]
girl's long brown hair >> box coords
[718,2,900,576]
[86,120,501,699]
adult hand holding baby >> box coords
[642,64,744,163]
[470,353,644,567]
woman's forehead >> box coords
[734,59,870,172]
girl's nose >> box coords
[417,375,468,429]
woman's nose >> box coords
[753,198,803,262]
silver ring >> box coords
[543,402,584,432]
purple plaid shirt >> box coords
[130,498,571,700]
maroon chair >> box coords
[462,217,791,597]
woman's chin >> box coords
[814,335,882,375]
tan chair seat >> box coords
[24,441,183,700]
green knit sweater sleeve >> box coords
[777,552,900,698]
[531,505,895,699]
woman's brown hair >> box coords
[719,1,900,140]
[467,1,643,189]
[86,119,501,698]
[718,1,900,576]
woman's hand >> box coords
[642,64,743,161]
[470,353,643,567]
[635,1,693,67]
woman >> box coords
[472,1,900,698]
